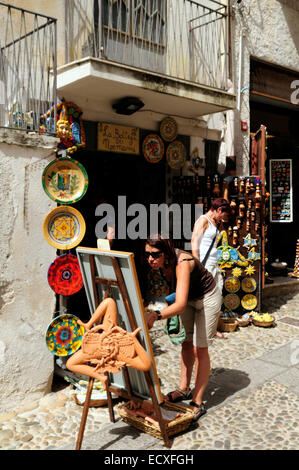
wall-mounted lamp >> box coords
[112,97,144,115]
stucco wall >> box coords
[0,130,58,413]
[206,0,299,175]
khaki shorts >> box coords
[180,284,222,348]
[205,263,224,292]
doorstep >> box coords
[262,276,299,297]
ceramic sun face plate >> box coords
[166,140,186,170]
[241,277,257,293]
[159,117,178,142]
[45,314,85,356]
[42,158,89,204]
[43,206,86,250]
[224,276,240,293]
[47,254,83,296]
[241,294,258,310]
[223,294,240,311]
[142,134,164,163]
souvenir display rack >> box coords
[218,176,264,316]
[289,239,299,278]
[171,173,267,315]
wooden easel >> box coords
[75,254,171,450]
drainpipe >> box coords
[237,27,244,111]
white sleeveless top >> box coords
[198,215,218,266]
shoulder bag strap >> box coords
[201,233,217,267]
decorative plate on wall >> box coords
[142,134,164,163]
[241,294,258,311]
[241,277,257,293]
[42,158,89,204]
[166,140,186,170]
[47,254,83,296]
[224,276,240,293]
[45,314,85,356]
[43,206,86,250]
[223,293,240,311]
[159,117,178,142]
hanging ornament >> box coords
[232,266,243,278]
[232,226,239,246]
[239,178,245,194]
[234,177,239,194]
[245,178,251,195]
[243,233,257,250]
[245,265,256,276]
[230,199,237,217]
[255,177,261,199]
[239,200,246,218]
[213,175,221,197]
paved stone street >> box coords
[1,279,299,451]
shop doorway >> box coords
[67,122,166,320]
[250,101,299,270]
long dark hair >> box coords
[145,234,177,290]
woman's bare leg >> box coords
[178,340,195,391]
[191,346,210,406]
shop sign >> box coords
[98,123,139,154]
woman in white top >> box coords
[191,198,231,338]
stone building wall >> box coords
[205,0,299,175]
[0,130,58,412]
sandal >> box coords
[165,388,192,403]
[189,401,206,421]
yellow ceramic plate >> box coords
[43,206,86,250]
[241,294,258,311]
[224,276,240,293]
[45,314,85,356]
[42,158,89,204]
[223,294,240,311]
[159,117,178,142]
[241,277,257,293]
[166,140,186,170]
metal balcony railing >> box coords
[0,2,57,135]
[65,0,229,91]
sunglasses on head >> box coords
[145,251,163,259]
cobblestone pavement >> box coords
[1,282,299,451]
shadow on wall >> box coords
[280,2,299,56]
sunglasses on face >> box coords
[145,251,163,259]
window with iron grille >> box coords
[103,0,165,46]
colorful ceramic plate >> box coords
[159,117,178,142]
[241,277,257,293]
[241,294,258,311]
[42,158,89,204]
[47,254,83,296]
[166,140,186,170]
[224,276,240,293]
[223,294,240,311]
[43,206,86,250]
[142,134,164,163]
[45,314,85,356]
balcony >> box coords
[0,2,57,135]
[58,0,235,124]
